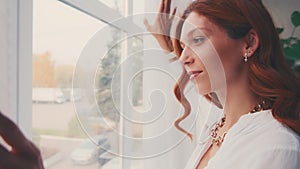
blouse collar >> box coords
[197,109,273,144]
[225,109,273,139]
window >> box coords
[5,0,297,169]
[32,0,144,168]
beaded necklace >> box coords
[210,100,267,145]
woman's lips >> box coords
[189,70,203,80]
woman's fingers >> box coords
[0,112,40,156]
[165,0,171,14]
[170,7,177,21]
[0,112,29,154]
[143,18,151,31]
[0,112,44,169]
[0,144,15,169]
[0,143,43,169]
[159,0,165,13]
[143,0,175,53]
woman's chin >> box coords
[194,85,211,95]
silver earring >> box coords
[244,53,248,62]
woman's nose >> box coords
[179,47,194,66]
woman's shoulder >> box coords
[248,120,300,169]
[225,109,300,151]
[260,110,300,151]
[235,110,300,169]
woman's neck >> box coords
[215,79,259,130]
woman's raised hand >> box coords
[0,112,44,169]
[144,0,177,53]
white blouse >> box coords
[184,109,300,169]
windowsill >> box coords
[101,156,144,169]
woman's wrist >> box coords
[153,34,174,53]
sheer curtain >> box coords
[142,48,197,169]
[141,50,221,168]
[141,1,205,168]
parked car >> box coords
[32,88,66,104]
[70,135,111,165]
[98,151,115,167]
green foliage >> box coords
[96,27,122,121]
[278,11,300,73]
[129,38,144,106]
[291,11,300,27]
[95,0,143,121]
[96,31,143,121]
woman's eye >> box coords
[193,36,206,44]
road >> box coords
[41,137,99,169]
[32,102,99,169]
[32,102,138,169]
[32,102,76,131]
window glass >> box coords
[98,0,125,15]
[32,0,127,168]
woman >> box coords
[145,0,300,168]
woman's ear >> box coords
[243,29,259,57]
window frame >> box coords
[18,0,33,139]
[58,0,141,34]
[5,0,33,139]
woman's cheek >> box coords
[192,45,227,92]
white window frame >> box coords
[1,0,33,138]
[58,0,140,34]
[18,0,33,139]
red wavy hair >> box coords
[173,0,300,139]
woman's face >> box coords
[179,12,246,95]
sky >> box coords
[32,0,146,66]
[33,0,104,65]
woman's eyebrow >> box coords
[181,27,211,43]
[187,27,212,36]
